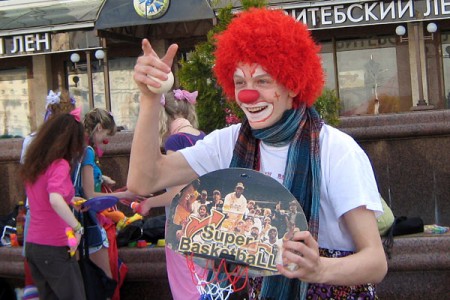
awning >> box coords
[0,0,105,37]
[95,0,215,30]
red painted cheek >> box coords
[274,92,280,101]
[238,89,260,103]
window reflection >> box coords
[319,36,415,116]
[69,73,90,115]
[336,37,404,116]
[0,68,30,137]
[108,57,140,131]
[441,33,450,109]
[320,41,336,91]
[68,57,139,130]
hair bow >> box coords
[46,90,61,108]
[173,89,198,104]
[70,107,82,123]
[160,94,166,106]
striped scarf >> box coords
[230,105,323,300]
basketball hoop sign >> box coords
[166,168,308,278]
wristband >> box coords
[75,226,84,235]
[73,222,82,232]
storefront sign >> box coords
[0,33,51,56]
[0,31,93,59]
[283,0,450,29]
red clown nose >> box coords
[238,89,260,103]
[102,139,109,145]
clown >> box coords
[129,8,387,300]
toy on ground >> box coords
[82,195,119,212]
[116,213,143,232]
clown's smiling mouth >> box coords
[246,105,268,113]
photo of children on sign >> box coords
[166,168,308,277]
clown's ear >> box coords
[288,90,298,98]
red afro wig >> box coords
[213,8,324,107]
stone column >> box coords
[30,55,52,131]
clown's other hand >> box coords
[133,39,178,97]
[132,198,153,216]
[277,230,324,284]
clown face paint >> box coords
[233,64,294,129]
[92,124,112,157]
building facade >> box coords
[0,0,214,136]
[1,0,450,137]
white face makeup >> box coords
[233,64,294,129]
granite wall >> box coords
[338,109,450,226]
[1,109,449,225]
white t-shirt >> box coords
[223,192,247,214]
[179,123,382,252]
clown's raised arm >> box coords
[128,39,198,195]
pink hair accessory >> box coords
[173,89,198,104]
[70,107,82,123]
[160,94,166,106]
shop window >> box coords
[423,36,444,109]
[68,65,102,118]
[69,57,139,131]
[69,72,94,116]
[440,33,450,109]
[107,57,140,131]
[334,36,411,116]
[320,41,337,91]
[0,68,30,138]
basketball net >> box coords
[186,253,249,300]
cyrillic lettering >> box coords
[334,5,346,24]
[11,36,24,54]
[348,4,364,23]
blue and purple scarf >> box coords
[230,104,323,300]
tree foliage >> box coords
[314,88,341,126]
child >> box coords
[20,110,86,299]
[77,108,136,299]
[20,89,76,300]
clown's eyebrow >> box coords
[234,67,245,78]
[252,67,266,77]
[234,66,268,78]
[233,73,272,81]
